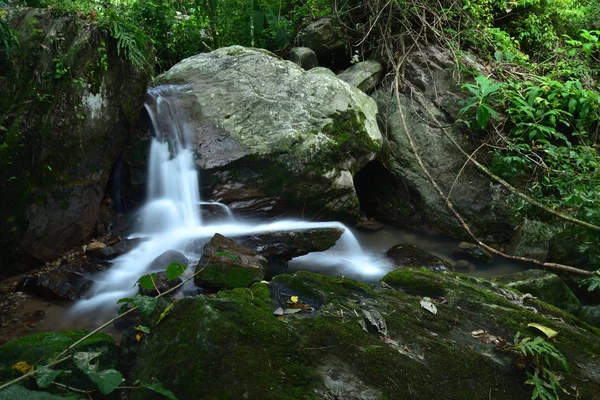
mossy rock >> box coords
[0,331,117,391]
[194,234,267,290]
[125,270,600,399]
[492,269,580,314]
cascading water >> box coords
[72,85,392,316]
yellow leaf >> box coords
[527,323,558,339]
[290,296,299,303]
[12,361,34,374]
[136,332,144,342]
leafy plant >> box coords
[459,75,505,130]
[0,1,18,54]
[510,332,568,400]
[579,269,600,293]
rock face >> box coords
[337,60,383,93]
[155,46,382,220]
[147,250,189,272]
[195,234,267,290]
[125,270,600,399]
[0,8,149,273]
[369,46,514,241]
[298,18,348,69]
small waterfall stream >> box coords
[72,85,391,315]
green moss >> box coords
[196,263,264,290]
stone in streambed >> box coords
[194,234,267,290]
[385,244,452,271]
[452,242,492,262]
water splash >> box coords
[71,85,392,315]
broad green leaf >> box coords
[117,297,135,304]
[527,323,558,339]
[141,382,179,400]
[86,369,123,395]
[134,294,158,315]
[135,325,151,334]
[138,273,157,290]
[35,366,62,388]
[156,302,176,325]
[568,98,577,114]
[476,106,489,129]
[165,262,187,280]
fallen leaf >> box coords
[290,296,299,303]
[12,361,34,374]
[283,308,302,315]
[136,332,144,342]
[380,335,398,346]
[471,329,485,337]
[420,299,437,315]
[156,302,175,324]
[527,323,558,339]
[273,307,284,316]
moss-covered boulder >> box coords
[0,8,149,274]
[385,243,452,270]
[154,46,382,221]
[125,269,600,399]
[507,219,559,262]
[492,269,581,314]
[195,234,267,290]
[0,331,117,391]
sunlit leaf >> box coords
[290,296,298,303]
[135,325,151,334]
[138,273,157,290]
[156,302,176,325]
[527,323,558,339]
[12,360,34,374]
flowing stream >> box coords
[71,85,396,317]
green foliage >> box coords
[511,333,568,400]
[0,1,18,54]
[165,262,187,280]
[459,75,505,129]
[579,270,600,293]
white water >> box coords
[71,85,392,315]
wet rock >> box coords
[92,237,144,260]
[337,60,383,93]
[0,331,117,391]
[385,244,452,270]
[156,46,382,221]
[195,234,267,290]
[139,271,183,297]
[298,17,348,69]
[125,270,600,400]
[452,242,492,262]
[507,219,559,262]
[454,259,476,272]
[289,47,318,70]
[547,227,598,272]
[186,228,343,276]
[492,269,580,314]
[0,8,149,274]
[148,250,189,272]
[18,257,108,301]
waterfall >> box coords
[71,85,392,315]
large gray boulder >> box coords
[155,46,382,221]
[369,46,514,242]
[337,60,383,93]
[0,8,149,273]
